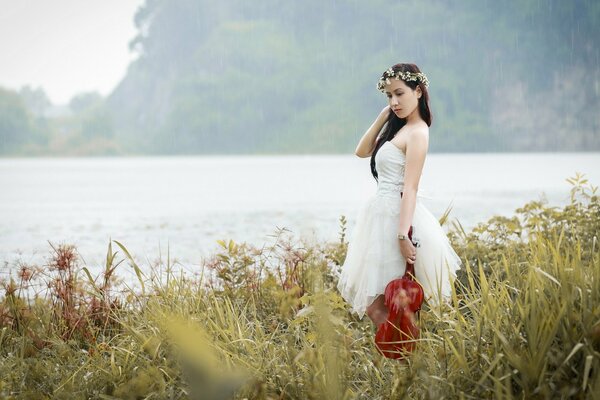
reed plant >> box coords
[0,173,598,399]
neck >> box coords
[405,107,422,125]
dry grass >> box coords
[0,173,598,399]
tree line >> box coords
[2,0,598,156]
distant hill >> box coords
[2,0,598,156]
[104,0,599,154]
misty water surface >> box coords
[1,152,598,280]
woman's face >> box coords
[384,78,421,119]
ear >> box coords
[416,86,422,98]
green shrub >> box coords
[0,173,598,399]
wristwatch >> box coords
[397,233,409,240]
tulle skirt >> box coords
[336,192,463,320]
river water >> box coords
[1,152,598,279]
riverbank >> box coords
[0,174,598,399]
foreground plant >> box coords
[0,173,598,399]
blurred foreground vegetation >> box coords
[0,173,599,399]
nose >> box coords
[389,96,399,106]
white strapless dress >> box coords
[336,141,463,320]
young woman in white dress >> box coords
[336,63,462,327]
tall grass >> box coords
[0,173,598,399]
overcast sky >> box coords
[0,0,144,105]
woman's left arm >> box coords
[398,129,429,236]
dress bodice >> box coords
[375,141,406,196]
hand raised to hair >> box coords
[378,105,392,121]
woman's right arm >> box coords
[354,106,391,158]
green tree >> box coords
[102,0,600,154]
[0,87,34,154]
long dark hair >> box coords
[370,63,432,181]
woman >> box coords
[336,63,462,327]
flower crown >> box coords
[376,67,430,92]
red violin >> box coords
[375,225,424,360]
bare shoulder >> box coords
[411,122,429,137]
[408,124,429,148]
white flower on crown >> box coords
[377,69,430,92]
